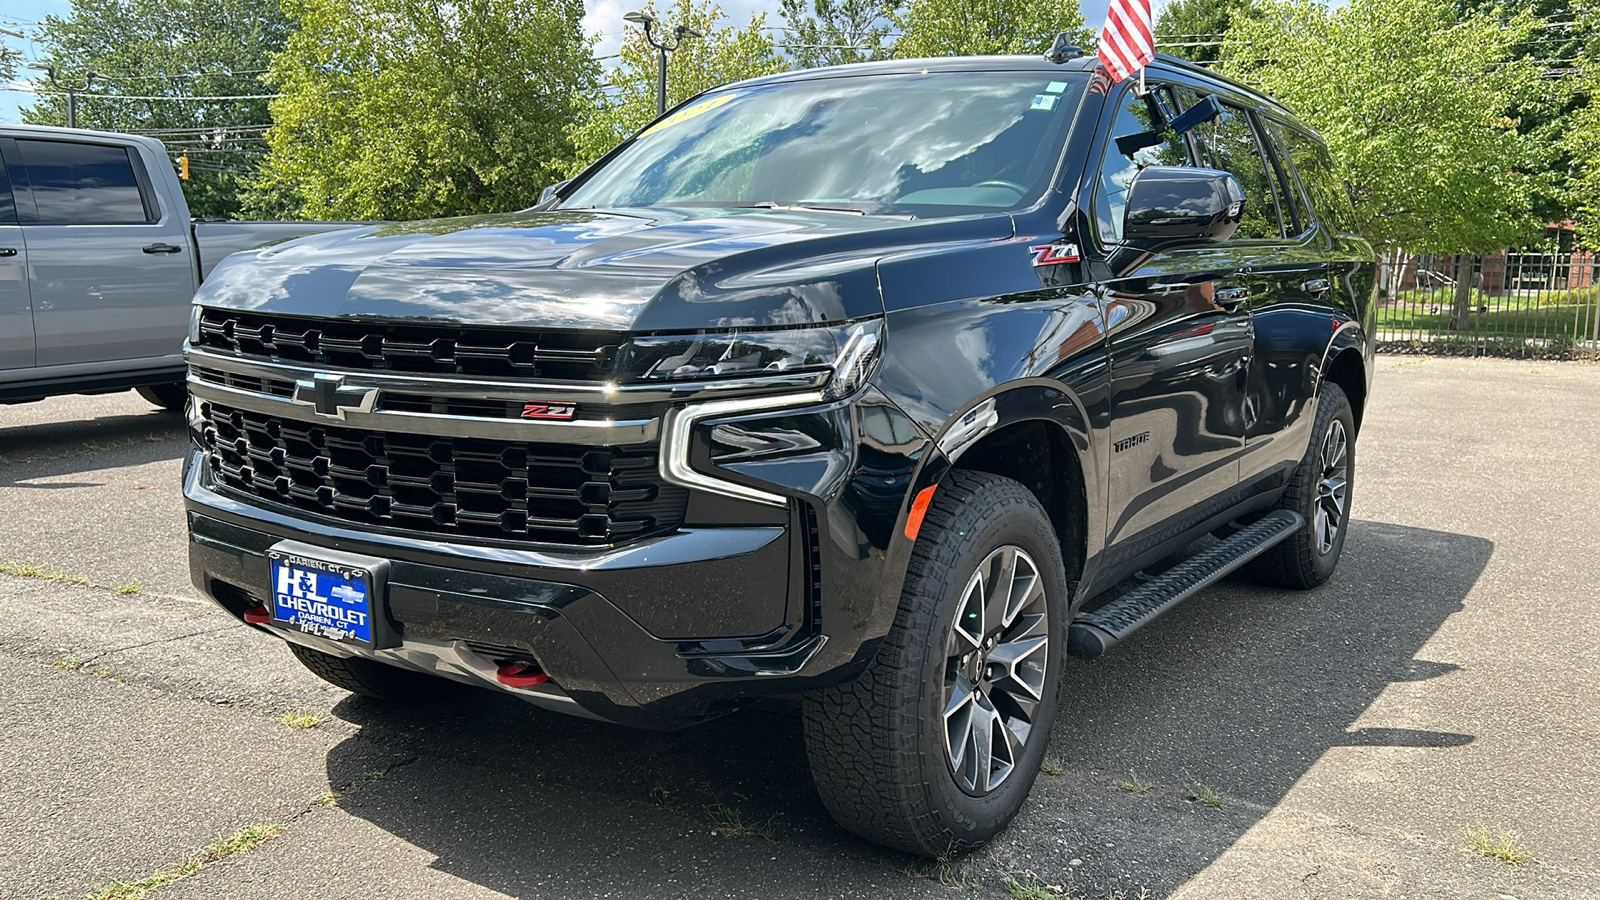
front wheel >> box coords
[1247,382,1355,588]
[802,470,1068,856]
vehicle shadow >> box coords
[320,518,1491,897]
[0,408,186,486]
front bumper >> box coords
[183,385,934,728]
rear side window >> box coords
[1186,102,1284,241]
[15,140,151,225]
[0,161,15,224]
[1273,125,1360,236]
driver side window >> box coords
[1093,86,1192,245]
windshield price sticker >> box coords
[639,94,736,137]
[1030,94,1059,112]
[270,554,374,644]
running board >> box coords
[1067,510,1304,659]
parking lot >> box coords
[1,355,1596,900]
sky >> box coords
[0,0,1125,123]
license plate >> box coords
[268,551,376,645]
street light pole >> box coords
[27,65,103,129]
[623,11,702,117]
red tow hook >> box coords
[242,604,271,624]
[496,663,549,688]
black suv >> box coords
[183,51,1375,856]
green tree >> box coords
[1156,0,1253,64]
[892,0,1091,58]
[568,0,784,172]
[1565,0,1600,242]
[258,0,596,220]
[24,0,290,218]
[1222,0,1548,253]
[779,0,900,69]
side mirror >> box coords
[538,179,572,207]
[1122,166,1244,248]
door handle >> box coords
[143,243,183,254]
[1301,277,1331,295]
[1214,286,1251,309]
[0,248,15,257]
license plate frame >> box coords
[266,541,396,649]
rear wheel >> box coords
[285,641,443,701]
[135,382,187,412]
[802,470,1067,856]
[1246,382,1355,588]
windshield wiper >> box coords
[749,201,868,216]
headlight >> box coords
[187,304,202,344]
[617,319,882,399]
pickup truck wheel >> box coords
[135,382,187,412]
[1247,382,1354,589]
[285,641,441,700]
[802,470,1067,856]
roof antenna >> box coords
[1044,33,1084,63]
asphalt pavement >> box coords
[0,356,1595,899]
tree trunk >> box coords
[1449,255,1478,330]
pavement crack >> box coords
[98,623,236,657]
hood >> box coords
[196,207,1011,333]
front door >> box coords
[1088,82,1253,556]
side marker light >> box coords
[904,486,937,541]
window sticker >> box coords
[1030,94,1059,111]
[1046,81,1069,93]
[639,94,736,137]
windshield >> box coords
[562,71,1090,217]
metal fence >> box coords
[1374,250,1600,362]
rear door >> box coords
[0,159,31,371]
[4,136,197,367]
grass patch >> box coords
[1040,757,1065,777]
[274,709,326,730]
[115,582,143,595]
[1,559,89,584]
[51,655,123,682]
[1004,871,1062,899]
[311,770,387,809]
[86,823,282,900]
[906,842,980,890]
[1189,782,1224,809]
[1464,824,1533,867]
[706,803,775,840]
[1116,770,1154,796]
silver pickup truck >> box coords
[0,125,355,410]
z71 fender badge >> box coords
[1029,243,1081,266]
[521,402,577,420]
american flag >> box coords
[1097,0,1155,83]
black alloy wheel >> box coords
[802,470,1068,856]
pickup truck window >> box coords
[15,139,150,226]
[563,72,1089,217]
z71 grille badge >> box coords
[521,402,577,420]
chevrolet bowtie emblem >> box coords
[292,373,378,419]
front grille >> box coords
[196,309,621,381]
[188,365,659,423]
[197,401,687,546]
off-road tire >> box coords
[136,382,188,412]
[801,470,1068,857]
[1246,381,1355,588]
[286,641,442,701]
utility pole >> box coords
[27,65,103,129]
[622,10,702,117]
